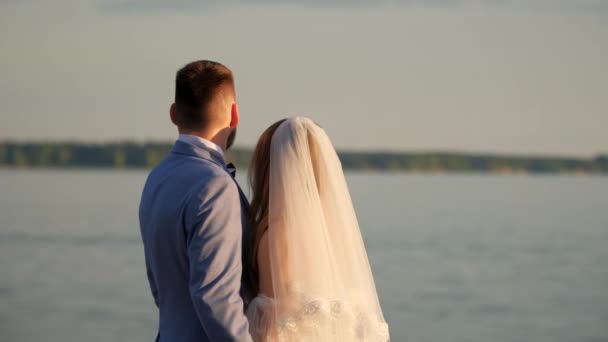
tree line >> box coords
[1,142,607,174]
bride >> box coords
[244,117,389,341]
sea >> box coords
[0,170,607,342]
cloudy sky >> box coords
[0,0,606,156]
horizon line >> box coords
[1,140,605,160]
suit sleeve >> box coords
[186,174,252,342]
[145,261,160,308]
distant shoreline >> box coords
[1,168,607,178]
[1,142,606,175]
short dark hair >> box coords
[174,60,235,130]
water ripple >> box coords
[0,232,141,246]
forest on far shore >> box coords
[1,142,607,174]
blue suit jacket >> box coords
[139,140,252,342]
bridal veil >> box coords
[247,117,389,341]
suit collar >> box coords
[177,134,225,160]
[172,140,250,210]
[172,140,250,211]
[171,140,226,167]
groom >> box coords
[139,60,253,341]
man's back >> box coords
[139,141,251,342]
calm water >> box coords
[1,170,607,342]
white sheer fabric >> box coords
[246,117,389,341]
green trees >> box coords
[0,142,606,174]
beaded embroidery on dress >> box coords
[247,286,389,341]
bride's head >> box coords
[246,117,323,296]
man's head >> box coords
[170,60,239,150]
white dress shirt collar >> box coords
[178,134,225,161]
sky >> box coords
[0,0,606,156]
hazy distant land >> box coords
[0,142,606,174]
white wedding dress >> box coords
[245,117,389,341]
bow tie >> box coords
[226,162,236,178]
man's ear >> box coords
[230,103,240,128]
[170,103,178,126]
